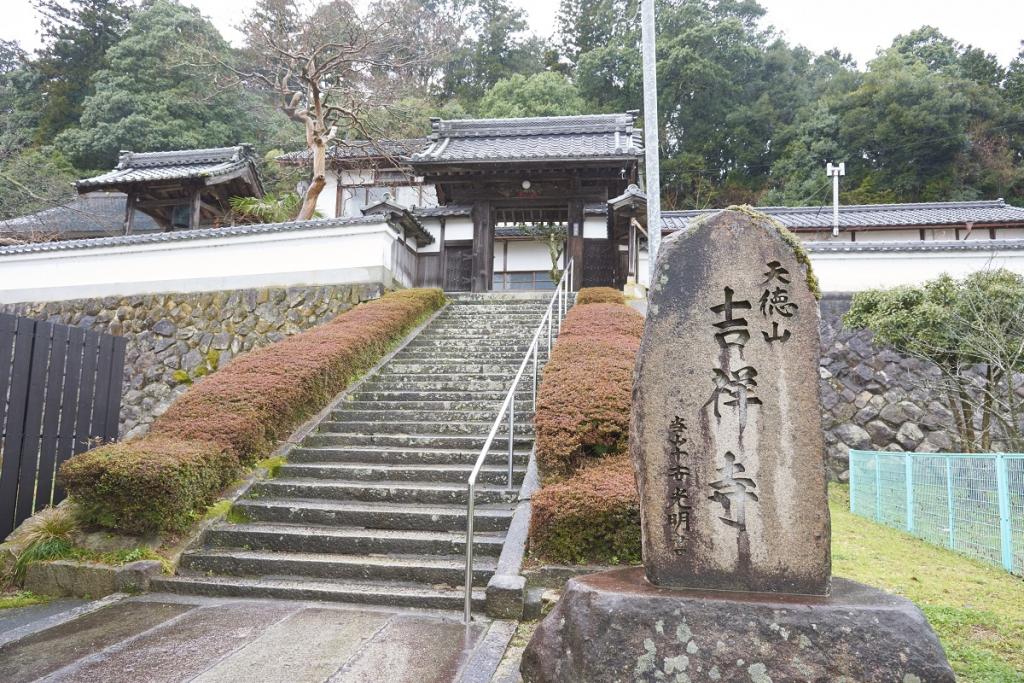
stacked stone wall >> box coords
[818,293,955,480]
[2,283,385,438]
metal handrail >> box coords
[463,259,574,622]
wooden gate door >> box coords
[582,238,618,288]
[444,246,474,291]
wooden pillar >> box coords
[471,200,493,293]
[123,191,135,235]
[188,186,202,230]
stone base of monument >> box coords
[521,567,954,682]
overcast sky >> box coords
[3,0,1022,68]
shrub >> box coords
[534,303,642,481]
[528,455,641,564]
[576,286,626,306]
[60,288,444,534]
[60,438,236,535]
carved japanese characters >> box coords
[630,209,831,595]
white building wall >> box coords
[0,221,412,303]
[583,217,608,239]
[315,174,339,218]
[494,240,558,272]
[637,245,1024,293]
[445,218,474,242]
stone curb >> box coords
[485,450,540,619]
[457,619,519,683]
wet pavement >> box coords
[0,594,498,683]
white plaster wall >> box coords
[637,245,1024,292]
[854,229,922,242]
[445,218,474,242]
[583,217,608,239]
[419,220,442,254]
[316,173,339,218]
[0,222,408,303]
[500,240,554,271]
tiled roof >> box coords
[0,215,390,257]
[803,239,1024,253]
[77,145,259,189]
[412,205,472,218]
[0,192,159,238]
[410,113,643,164]
[277,139,429,165]
[660,200,1024,231]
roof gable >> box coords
[76,145,262,191]
[410,113,643,164]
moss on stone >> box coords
[723,205,821,299]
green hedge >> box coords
[60,288,445,534]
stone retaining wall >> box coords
[3,283,385,438]
[819,293,955,480]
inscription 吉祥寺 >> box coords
[710,287,751,350]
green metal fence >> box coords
[848,450,1023,575]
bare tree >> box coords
[227,0,429,220]
[520,222,567,284]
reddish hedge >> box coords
[575,286,626,306]
[534,303,643,481]
[529,455,641,564]
[60,288,445,534]
[60,438,235,535]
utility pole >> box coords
[826,162,845,237]
[641,0,661,275]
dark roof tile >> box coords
[411,113,643,164]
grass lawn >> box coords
[0,591,52,610]
[831,483,1024,682]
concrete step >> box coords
[218,503,509,540]
[337,400,534,413]
[286,446,531,467]
[329,409,534,423]
[178,549,494,587]
[344,390,532,402]
[317,420,534,437]
[278,462,525,486]
[380,363,530,375]
[301,432,534,450]
[233,499,514,533]
[365,372,519,383]
[151,574,485,611]
[249,478,519,506]
[357,380,530,392]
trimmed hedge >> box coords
[60,288,444,534]
[528,455,641,564]
[530,299,644,564]
[534,303,643,481]
[575,286,626,306]
[61,438,235,535]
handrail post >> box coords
[547,312,552,353]
[532,343,538,411]
[508,396,515,489]
[464,482,475,623]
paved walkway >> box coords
[0,594,508,683]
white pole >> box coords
[641,0,661,278]
[826,162,845,237]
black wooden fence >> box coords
[0,313,126,538]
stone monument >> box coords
[521,209,954,682]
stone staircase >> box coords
[152,293,563,612]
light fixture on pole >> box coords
[826,162,845,237]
